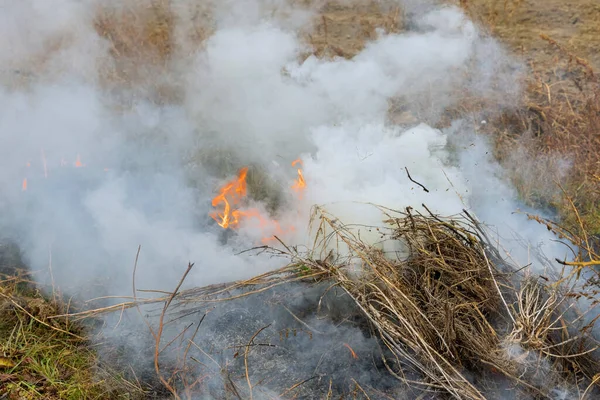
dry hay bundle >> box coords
[293,205,511,399]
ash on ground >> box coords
[97,279,540,400]
[99,281,419,399]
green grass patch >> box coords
[0,272,145,400]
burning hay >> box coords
[66,204,600,399]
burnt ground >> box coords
[99,282,415,399]
[96,276,528,400]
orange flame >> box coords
[209,168,295,242]
[22,161,30,191]
[343,343,358,359]
[210,160,308,242]
[291,159,306,194]
[210,167,249,229]
[20,153,97,192]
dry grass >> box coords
[298,205,599,399]
[456,0,600,242]
[88,0,403,104]
[302,206,510,399]
[305,1,403,59]
[459,0,600,70]
[485,37,600,240]
[3,0,600,398]
[67,204,600,399]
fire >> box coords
[291,159,306,194]
[20,153,93,192]
[343,343,358,359]
[209,168,285,242]
[22,161,30,191]
[210,167,249,229]
[210,162,306,243]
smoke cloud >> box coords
[0,0,591,398]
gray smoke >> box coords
[0,0,594,398]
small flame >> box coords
[20,153,103,192]
[210,159,308,242]
[343,343,358,359]
[210,167,249,229]
[291,159,306,194]
[209,168,295,242]
[22,162,30,191]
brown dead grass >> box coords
[87,0,403,106]
[305,1,403,59]
[459,0,600,71]
[94,1,174,64]
[457,0,600,236]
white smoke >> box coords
[0,0,591,397]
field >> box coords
[1,0,599,399]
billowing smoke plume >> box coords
[0,0,587,398]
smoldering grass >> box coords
[3,1,600,399]
[70,203,600,399]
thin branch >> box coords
[405,167,429,193]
